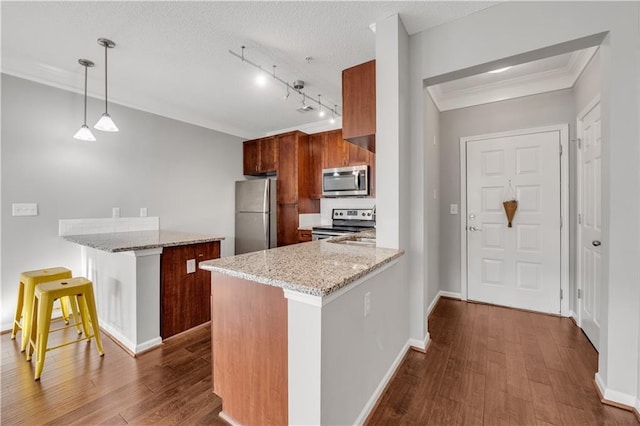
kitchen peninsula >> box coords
[200,232,405,425]
[61,218,224,355]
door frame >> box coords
[459,124,569,316]
[576,95,601,327]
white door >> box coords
[578,100,602,350]
[466,130,561,314]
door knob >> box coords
[468,226,482,232]
[592,240,601,247]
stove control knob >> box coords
[367,212,372,216]
[339,212,343,216]
[362,213,365,216]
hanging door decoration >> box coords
[503,180,518,228]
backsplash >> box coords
[59,217,159,236]
[320,198,376,225]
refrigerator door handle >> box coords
[264,212,270,249]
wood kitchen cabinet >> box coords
[161,241,220,339]
[342,60,376,152]
[275,131,320,246]
[322,129,350,168]
[277,203,299,247]
[298,229,312,243]
[243,136,277,175]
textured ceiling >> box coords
[1,1,497,139]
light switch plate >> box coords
[140,207,148,217]
[450,204,458,215]
[186,259,196,274]
[12,203,38,216]
[112,207,120,218]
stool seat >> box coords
[26,276,104,380]
[11,267,81,352]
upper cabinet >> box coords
[243,136,277,175]
[342,60,376,153]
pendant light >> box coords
[73,59,96,141]
[94,38,118,132]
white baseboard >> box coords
[100,322,162,356]
[595,372,637,407]
[439,290,462,299]
[569,310,579,322]
[408,333,430,352]
[427,290,462,318]
[354,341,411,425]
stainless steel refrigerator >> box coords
[235,179,277,255]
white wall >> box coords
[1,74,244,330]
[424,91,440,310]
[410,0,640,408]
[320,260,409,424]
[438,89,576,297]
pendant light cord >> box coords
[103,43,108,114]
[83,63,88,125]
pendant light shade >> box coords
[94,38,118,132]
[74,59,96,141]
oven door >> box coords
[311,230,349,241]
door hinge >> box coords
[559,144,563,155]
[578,289,582,299]
[578,213,582,225]
[560,289,564,299]
[560,216,563,228]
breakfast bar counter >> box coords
[62,228,224,355]
[199,232,406,426]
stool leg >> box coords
[82,290,104,356]
[20,282,37,353]
[76,294,91,339]
[11,281,25,340]
[34,292,54,380]
[25,295,38,362]
[59,296,70,325]
[66,296,83,334]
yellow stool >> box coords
[11,267,82,352]
[26,277,104,380]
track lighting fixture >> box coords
[229,46,340,118]
[94,38,118,132]
[330,104,337,124]
[73,59,96,141]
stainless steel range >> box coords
[311,208,376,241]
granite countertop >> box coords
[200,230,403,297]
[62,230,225,253]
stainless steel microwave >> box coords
[322,165,369,197]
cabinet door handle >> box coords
[592,240,601,247]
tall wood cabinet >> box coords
[161,241,220,338]
[275,131,320,246]
[342,60,376,152]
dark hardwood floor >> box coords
[368,298,639,425]
[1,321,225,425]
[2,299,637,425]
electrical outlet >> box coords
[450,204,458,215]
[364,292,371,317]
[186,259,196,274]
[112,207,120,218]
[12,203,38,216]
[140,207,148,217]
